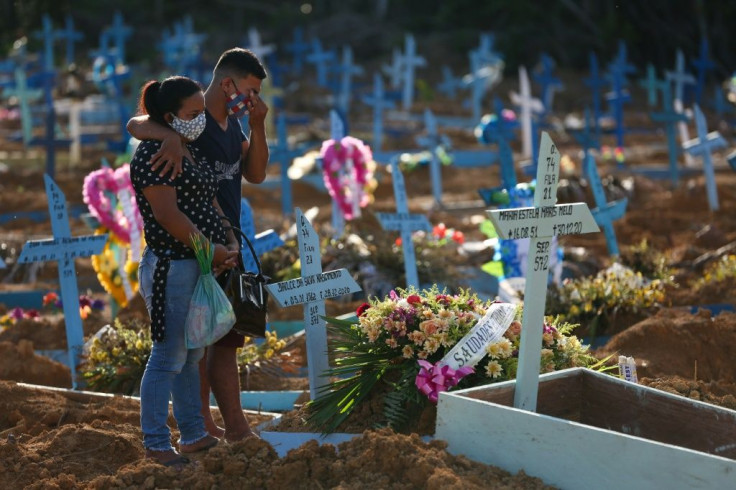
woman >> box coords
[130,76,239,467]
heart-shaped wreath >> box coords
[83,164,142,244]
[319,136,376,221]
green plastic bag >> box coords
[185,235,235,349]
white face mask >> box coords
[169,111,206,141]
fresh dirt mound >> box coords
[86,429,551,490]
[0,340,70,387]
[0,309,108,350]
[640,376,736,410]
[596,308,736,382]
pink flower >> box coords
[10,307,24,320]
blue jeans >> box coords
[138,247,208,451]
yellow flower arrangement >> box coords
[91,230,144,307]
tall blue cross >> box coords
[399,34,426,111]
[17,175,107,388]
[376,161,432,288]
[532,53,563,114]
[285,27,311,74]
[306,38,336,88]
[55,15,83,67]
[106,11,133,65]
[682,104,727,211]
[362,73,395,152]
[36,14,58,72]
[605,65,631,153]
[270,113,303,215]
[5,67,43,144]
[572,107,600,176]
[471,32,502,66]
[585,154,628,256]
[666,49,696,103]
[239,198,284,272]
[649,81,688,187]
[638,64,667,107]
[691,37,715,105]
[437,65,462,99]
[92,54,131,152]
[608,40,637,83]
[584,52,607,145]
[335,45,364,114]
[477,98,519,189]
[414,109,447,206]
[465,51,491,123]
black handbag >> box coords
[217,224,270,338]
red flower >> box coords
[356,303,371,317]
[406,294,422,306]
[451,230,465,244]
[432,223,447,239]
[395,237,402,246]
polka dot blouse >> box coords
[130,139,228,341]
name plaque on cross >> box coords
[18,175,107,388]
[265,208,361,399]
[487,132,599,411]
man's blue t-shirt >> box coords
[192,109,247,227]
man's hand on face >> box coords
[246,90,268,128]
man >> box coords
[127,48,269,441]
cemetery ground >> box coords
[2,79,736,486]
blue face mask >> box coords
[225,79,250,119]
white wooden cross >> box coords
[265,208,361,399]
[375,161,432,288]
[18,175,107,388]
[487,132,600,411]
[510,65,544,159]
[245,27,275,61]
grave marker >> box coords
[306,39,336,88]
[464,51,491,123]
[572,107,600,169]
[510,65,544,158]
[682,104,727,212]
[585,154,627,256]
[415,109,447,206]
[605,63,630,153]
[375,161,432,288]
[471,32,502,66]
[532,54,563,114]
[17,175,107,388]
[56,15,83,67]
[477,98,518,189]
[382,48,403,90]
[244,27,275,60]
[438,65,462,99]
[105,11,133,65]
[649,81,689,187]
[265,208,361,399]
[269,113,303,215]
[285,27,311,74]
[608,40,637,82]
[4,67,43,144]
[666,49,696,104]
[361,73,395,152]
[329,109,347,234]
[399,34,426,111]
[35,15,57,72]
[691,37,715,105]
[239,198,284,272]
[487,132,599,411]
[335,45,364,114]
[638,64,667,107]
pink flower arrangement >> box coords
[319,136,375,220]
[82,164,142,244]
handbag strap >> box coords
[220,216,265,277]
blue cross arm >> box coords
[683,133,728,155]
[18,235,107,264]
[375,212,432,232]
[592,198,628,223]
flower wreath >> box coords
[83,164,142,244]
[90,230,143,307]
[319,136,376,220]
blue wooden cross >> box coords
[471,32,502,66]
[269,113,304,215]
[335,45,364,114]
[666,49,696,103]
[691,37,715,105]
[649,81,689,187]
[362,73,395,152]
[105,11,133,65]
[285,27,311,74]
[55,15,83,67]
[437,65,462,99]
[638,64,667,107]
[4,67,43,144]
[415,109,451,207]
[608,40,637,83]
[585,154,628,256]
[239,197,284,272]
[605,64,631,154]
[244,27,275,60]
[572,108,600,176]
[91,54,131,152]
[328,109,348,235]
[376,160,432,288]
[17,175,107,388]
[306,38,336,88]
[532,53,563,115]
[382,47,403,90]
[464,51,491,123]
[584,52,607,146]
[477,98,519,190]
[399,34,426,111]
[35,14,58,72]
[683,104,727,211]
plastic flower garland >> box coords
[319,136,377,220]
[90,230,142,307]
[82,164,143,245]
